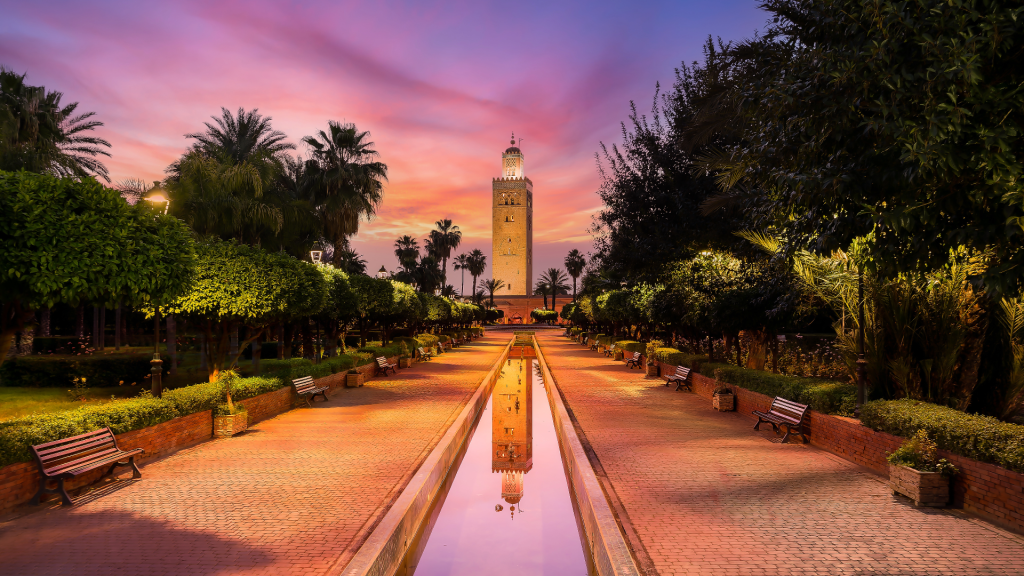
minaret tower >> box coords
[491,133,533,296]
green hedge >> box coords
[0,354,161,388]
[415,334,440,349]
[861,399,1024,474]
[615,340,643,354]
[653,348,708,368]
[597,334,620,346]
[0,375,287,467]
[698,362,856,416]
[259,355,366,381]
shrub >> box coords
[861,399,1024,474]
[653,348,708,368]
[597,334,620,346]
[0,354,159,388]
[615,340,643,354]
[699,363,856,416]
[415,334,440,350]
[391,337,419,352]
[886,430,958,476]
[32,337,87,354]
[0,374,287,467]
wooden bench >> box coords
[753,397,810,443]
[417,347,434,361]
[625,352,642,369]
[292,375,329,407]
[376,356,398,376]
[30,427,144,506]
[589,340,599,351]
[665,366,692,391]
[603,344,617,357]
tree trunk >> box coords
[99,306,106,350]
[92,305,100,349]
[277,324,285,359]
[167,314,177,375]
[114,302,122,350]
[76,305,84,341]
[735,333,742,366]
[744,330,769,371]
[199,332,208,371]
[301,320,313,360]
[252,330,261,374]
[770,335,780,374]
[40,307,51,337]
[229,325,239,362]
[284,323,293,359]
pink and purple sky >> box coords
[0,0,766,285]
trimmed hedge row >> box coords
[653,348,708,368]
[0,354,161,388]
[698,362,856,416]
[861,399,1024,474]
[0,375,284,467]
[614,340,644,354]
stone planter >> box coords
[346,373,363,388]
[889,464,950,507]
[399,357,412,369]
[645,362,659,377]
[214,412,248,438]
[598,345,606,354]
[713,393,735,411]
[614,350,624,361]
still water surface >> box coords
[403,358,590,576]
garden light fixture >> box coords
[310,250,323,265]
[145,193,169,214]
[377,266,389,279]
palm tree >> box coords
[429,219,462,288]
[335,245,367,275]
[467,249,487,302]
[539,268,570,311]
[394,235,420,272]
[302,121,388,267]
[534,281,550,310]
[414,255,443,293]
[0,68,111,181]
[482,278,505,307]
[452,253,471,296]
[565,249,586,301]
[185,107,294,164]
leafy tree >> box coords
[701,0,1024,291]
[0,68,111,181]
[0,171,195,365]
[564,249,586,300]
[303,121,387,267]
[170,239,325,380]
[347,274,394,346]
[316,266,358,356]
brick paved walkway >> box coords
[537,332,1024,576]
[0,335,506,576]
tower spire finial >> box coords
[511,131,515,146]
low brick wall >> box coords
[0,355,401,514]
[651,358,1024,534]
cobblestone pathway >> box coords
[0,335,505,576]
[537,332,1024,576]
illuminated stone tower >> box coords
[492,134,533,296]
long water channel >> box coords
[398,353,593,576]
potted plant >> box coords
[213,370,248,437]
[346,368,363,388]
[645,341,663,376]
[614,348,625,361]
[887,430,958,507]
[710,368,733,410]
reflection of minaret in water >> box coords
[492,358,533,519]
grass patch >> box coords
[0,386,137,421]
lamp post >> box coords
[310,250,323,266]
[145,193,169,214]
[434,288,442,297]
[377,266,389,279]
[855,268,867,418]
[151,307,163,398]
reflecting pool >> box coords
[400,358,591,576]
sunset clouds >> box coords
[0,0,766,278]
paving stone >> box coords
[0,335,504,576]
[538,332,1024,576]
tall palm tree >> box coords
[302,121,388,267]
[335,245,367,275]
[0,68,111,181]
[414,255,443,293]
[539,268,570,311]
[452,253,471,296]
[565,249,586,301]
[394,235,420,272]
[534,280,550,310]
[429,219,462,288]
[467,249,487,303]
[482,278,505,307]
[185,107,294,165]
